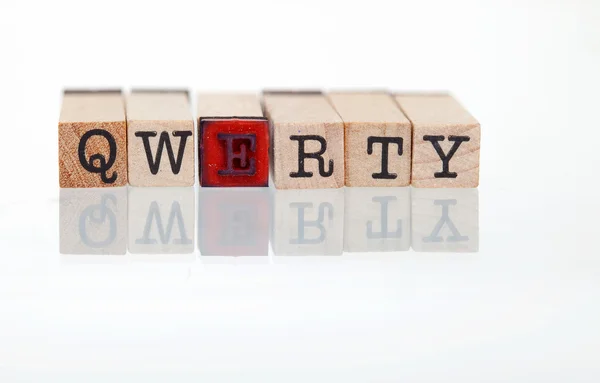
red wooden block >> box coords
[199,118,270,187]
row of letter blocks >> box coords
[59,90,480,189]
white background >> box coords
[0,0,599,381]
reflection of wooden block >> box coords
[128,187,195,254]
[127,91,195,187]
[327,92,411,187]
[263,92,344,189]
[197,93,269,187]
[395,94,480,188]
[272,189,344,255]
[59,188,127,255]
[411,188,479,252]
[344,187,410,252]
[59,90,127,188]
[198,188,270,255]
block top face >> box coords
[126,92,192,121]
[327,92,410,125]
[59,92,125,123]
[262,93,343,125]
[197,93,263,119]
[394,94,478,128]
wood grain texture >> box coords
[395,94,480,188]
[197,93,263,118]
[262,93,344,189]
[59,91,127,188]
[127,92,194,187]
[328,92,412,187]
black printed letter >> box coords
[423,135,470,178]
[367,137,403,179]
[289,135,333,178]
[135,130,193,175]
[78,129,118,184]
[217,133,256,176]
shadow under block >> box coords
[411,188,479,252]
[197,93,269,187]
[262,93,344,189]
[395,94,480,188]
[198,188,270,255]
[58,91,127,188]
[126,92,194,187]
[272,188,344,255]
[327,92,412,187]
[59,187,127,255]
[128,187,195,254]
[344,187,411,252]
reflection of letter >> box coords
[79,194,117,247]
[290,202,333,244]
[60,188,127,256]
[135,201,192,245]
[272,189,344,255]
[128,187,195,254]
[422,200,468,243]
[411,188,478,252]
[366,196,402,239]
[219,207,256,245]
[344,188,410,252]
[198,189,270,257]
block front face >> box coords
[198,188,270,255]
[327,92,412,187]
[59,188,127,255]
[395,94,480,188]
[128,120,195,187]
[128,187,195,254]
[411,188,479,252]
[263,93,345,189]
[272,122,344,189]
[200,119,269,187]
[412,124,480,188]
[59,121,128,188]
[345,122,411,187]
[344,187,410,252]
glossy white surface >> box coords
[0,0,598,381]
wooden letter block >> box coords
[59,90,127,188]
[128,187,195,254]
[395,94,480,188]
[127,91,195,187]
[198,188,270,255]
[59,188,127,255]
[344,187,410,252]
[411,188,479,252]
[263,92,344,189]
[328,92,412,187]
[197,93,269,187]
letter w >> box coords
[135,131,192,174]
